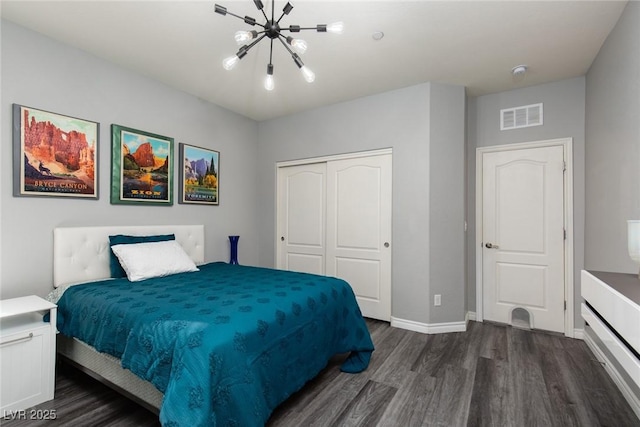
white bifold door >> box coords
[277,153,392,321]
[277,162,327,276]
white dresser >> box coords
[581,270,640,416]
[0,296,57,413]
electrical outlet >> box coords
[434,294,441,306]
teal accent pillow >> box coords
[108,234,175,278]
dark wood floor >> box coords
[3,320,638,427]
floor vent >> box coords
[500,103,543,130]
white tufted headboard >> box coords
[53,225,205,287]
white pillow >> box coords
[111,240,199,282]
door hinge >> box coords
[562,161,567,172]
[563,229,567,240]
[564,300,567,311]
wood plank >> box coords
[421,364,475,426]
[477,321,509,362]
[377,371,437,427]
[332,380,398,427]
[269,362,369,427]
[371,328,429,388]
[533,332,588,427]
[467,357,514,427]
[507,327,556,426]
[558,334,639,426]
[410,333,455,376]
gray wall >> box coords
[429,84,466,322]
[585,1,640,274]
[256,83,466,325]
[0,21,260,300]
[466,76,586,326]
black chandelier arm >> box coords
[269,38,274,65]
[215,5,259,26]
[244,33,268,53]
[280,25,330,32]
[292,53,305,69]
[276,12,287,24]
[233,33,268,59]
[251,0,269,22]
[276,2,293,24]
[240,29,268,38]
[276,35,299,61]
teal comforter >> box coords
[56,262,374,426]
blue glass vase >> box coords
[229,235,239,265]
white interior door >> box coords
[326,154,392,321]
[276,163,326,275]
[482,145,565,332]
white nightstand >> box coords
[0,295,57,413]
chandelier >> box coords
[214,0,343,91]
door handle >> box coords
[485,242,499,249]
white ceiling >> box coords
[1,0,628,121]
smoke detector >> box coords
[372,31,384,41]
[512,65,528,76]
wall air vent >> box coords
[500,103,543,130]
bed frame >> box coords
[53,225,206,414]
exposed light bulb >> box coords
[288,38,307,55]
[235,30,256,45]
[264,63,274,91]
[264,74,275,91]
[326,21,344,34]
[222,55,240,70]
[300,66,315,83]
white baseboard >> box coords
[390,316,467,334]
[466,311,477,322]
[573,328,584,340]
[583,329,640,420]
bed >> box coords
[51,225,374,426]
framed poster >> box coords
[111,124,173,205]
[178,143,220,205]
[12,104,99,199]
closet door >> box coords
[326,154,392,321]
[276,163,326,275]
